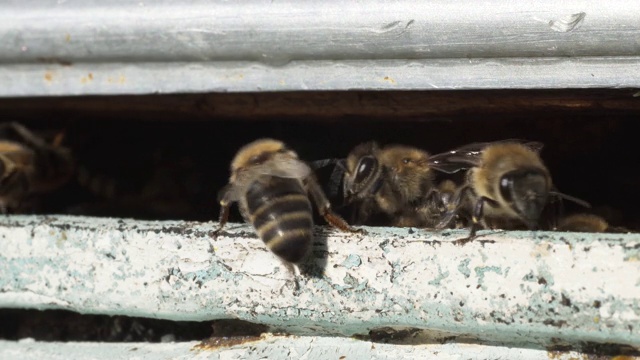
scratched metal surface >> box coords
[0,215,638,350]
[1,1,640,95]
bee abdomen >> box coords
[252,200,314,263]
[260,213,313,263]
[247,179,314,263]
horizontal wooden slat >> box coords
[0,337,632,360]
[0,215,638,350]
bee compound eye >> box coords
[499,175,514,203]
[402,158,411,164]
[354,157,376,184]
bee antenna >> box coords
[549,191,591,208]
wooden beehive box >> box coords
[0,1,639,359]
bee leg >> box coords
[454,196,486,246]
[282,262,301,294]
[306,176,363,233]
[325,208,364,233]
[211,184,239,238]
[436,185,469,230]
[211,201,230,239]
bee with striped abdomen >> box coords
[213,138,358,265]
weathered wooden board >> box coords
[0,215,638,350]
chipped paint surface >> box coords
[0,337,625,360]
[0,215,639,349]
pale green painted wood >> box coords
[0,215,638,350]
[0,338,615,360]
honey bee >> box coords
[0,122,74,213]
[556,213,629,233]
[556,213,609,233]
[213,138,358,264]
[337,141,441,227]
[429,140,589,242]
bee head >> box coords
[499,168,551,228]
[343,142,381,202]
[378,145,432,202]
[379,146,430,181]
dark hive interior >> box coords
[0,88,638,228]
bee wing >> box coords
[428,142,488,174]
[428,139,544,174]
[255,157,312,179]
[428,160,474,174]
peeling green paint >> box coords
[474,266,502,290]
[427,265,450,286]
[342,254,362,269]
[458,258,471,278]
[0,216,639,350]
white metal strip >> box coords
[1,1,640,95]
[1,1,639,62]
[1,57,640,96]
